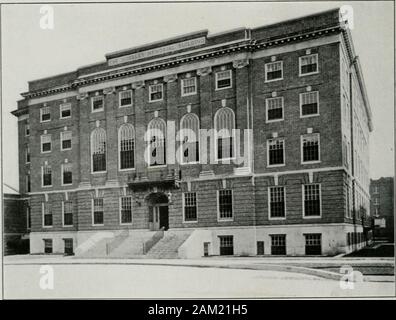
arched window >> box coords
[180,113,200,164]
[147,118,166,166]
[214,107,235,160]
[119,124,135,170]
[91,127,106,172]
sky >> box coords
[1,1,394,191]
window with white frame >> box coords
[61,131,72,151]
[147,118,166,166]
[305,233,322,255]
[183,192,197,222]
[42,202,52,227]
[374,197,379,205]
[25,123,30,136]
[219,235,234,255]
[265,61,283,81]
[149,84,163,102]
[27,206,31,229]
[218,189,233,220]
[267,138,285,166]
[374,186,379,194]
[91,128,106,172]
[180,113,200,164]
[215,70,232,90]
[303,184,321,217]
[63,201,73,226]
[120,196,132,224]
[215,107,235,160]
[40,106,51,122]
[300,91,319,116]
[119,90,132,107]
[266,97,284,122]
[299,53,318,75]
[270,234,286,255]
[41,134,52,153]
[60,103,71,119]
[91,96,104,112]
[42,164,52,187]
[181,77,197,96]
[62,163,73,185]
[119,124,135,170]
[93,198,104,225]
[301,134,320,163]
[25,145,30,163]
[269,186,285,218]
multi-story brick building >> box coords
[12,8,372,257]
[370,177,394,242]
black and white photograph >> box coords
[0,0,394,301]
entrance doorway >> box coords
[146,192,169,231]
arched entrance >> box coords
[145,192,169,231]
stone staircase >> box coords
[145,230,192,259]
[108,231,156,257]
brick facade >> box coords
[370,177,394,241]
[12,8,373,256]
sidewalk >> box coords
[4,254,395,282]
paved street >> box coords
[3,256,395,298]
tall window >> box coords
[270,234,286,255]
[92,198,104,225]
[303,184,321,217]
[149,84,163,102]
[147,118,166,166]
[40,106,51,122]
[119,90,132,107]
[267,138,285,166]
[91,128,106,172]
[301,134,320,163]
[183,192,197,222]
[120,196,132,224]
[62,163,73,185]
[269,186,285,218]
[42,202,52,227]
[299,53,318,75]
[266,97,284,122]
[215,107,235,160]
[60,103,71,119]
[26,174,31,193]
[215,70,232,90]
[91,96,104,112]
[300,91,319,117]
[218,189,233,220]
[25,123,30,136]
[41,134,52,153]
[61,131,72,151]
[42,164,52,187]
[119,124,135,170]
[27,206,31,229]
[63,201,73,226]
[180,113,199,164]
[265,61,283,82]
[181,78,197,96]
[26,145,30,163]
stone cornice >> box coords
[19,23,343,100]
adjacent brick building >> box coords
[12,8,373,257]
[370,177,394,242]
[3,184,30,255]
